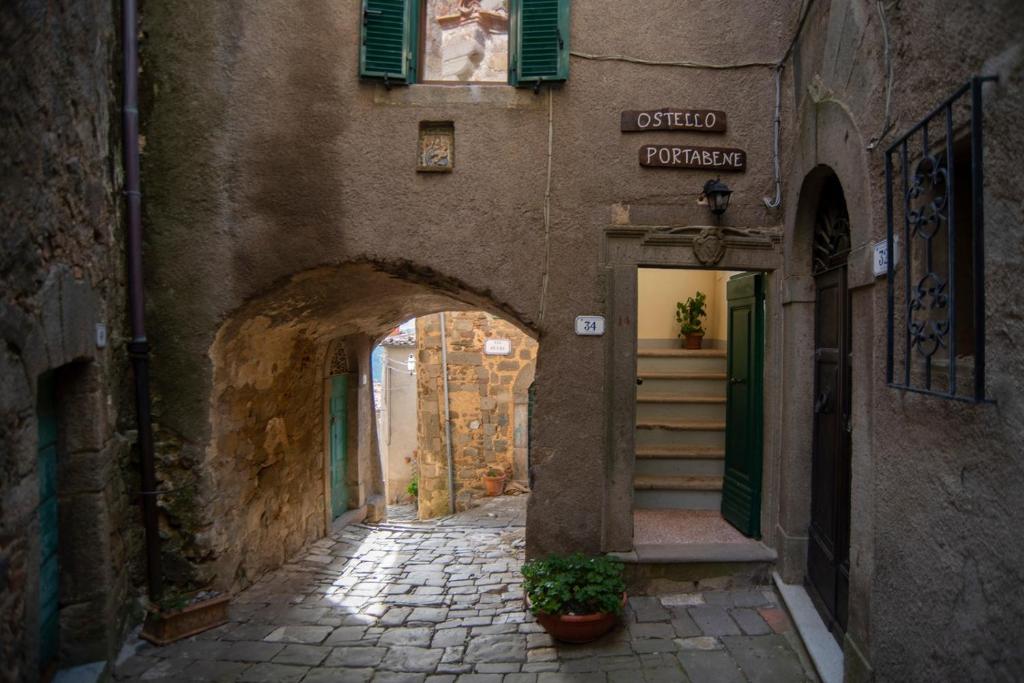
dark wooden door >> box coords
[721,273,764,538]
[807,262,852,640]
[329,374,349,519]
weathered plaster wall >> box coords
[416,312,537,517]
[139,0,790,581]
[779,0,1024,679]
[378,343,419,504]
[0,0,134,676]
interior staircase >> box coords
[634,347,727,510]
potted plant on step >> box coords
[483,467,506,496]
[522,553,626,643]
[140,588,230,645]
[676,291,708,350]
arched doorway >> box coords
[807,173,853,641]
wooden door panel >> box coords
[721,273,764,538]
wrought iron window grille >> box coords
[885,75,997,402]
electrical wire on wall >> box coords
[537,86,554,327]
[866,0,895,150]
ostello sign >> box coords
[621,108,727,133]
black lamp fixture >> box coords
[700,178,733,218]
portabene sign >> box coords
[621,108,726,133]
[640,144,746,172]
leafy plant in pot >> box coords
[676,291,708,350]
[521,553,626,643]
[483,467,506,496]
[140,588,230,645]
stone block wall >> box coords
[416,312,536,518]
[0,0,134,677]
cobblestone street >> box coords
[114,497,816,682]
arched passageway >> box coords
[199,261,537,591]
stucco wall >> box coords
[637,268,738,346]
[0,0,134,675]
[138,0,788,571]
[778,0,1024,679]
[378,343,419,504]
[416,312,537,518]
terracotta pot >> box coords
[531,593,627,644]
[141,593,230,646]
[683,332,704,350]
[483,474,505,496]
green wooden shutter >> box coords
[360,0,417,84]
[510,0,570,86]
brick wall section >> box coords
[416,312,537,518]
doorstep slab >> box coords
[773,572,843,683]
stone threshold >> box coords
[610,541,777,564]
[773,571,844,683]
[330,505,367,533]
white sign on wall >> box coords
[484,339,512,356]
[575,315,606,336]
[872,236,900,278]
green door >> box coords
[37,371,60,668]
[720,273,765,538]
[329,375,349,519]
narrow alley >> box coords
[113,496,814,683]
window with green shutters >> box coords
[359,0,569,86]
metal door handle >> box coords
[729,377,745,384]
[636,378,644,386]
[814,387,832,414]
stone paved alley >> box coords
[113,497,816,682]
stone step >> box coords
[636,445,725,459]
[634,475,723,491]
[636,419,726,431]
[636,395,726,422]
[635,425,725,449]
[637,349,727,358]
[636,372,727,397]
[633,488,723,510]
[637,350,728,374]
[635,456,725,478]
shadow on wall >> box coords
[192,261,534,592]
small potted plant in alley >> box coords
[483,467,506,496]
[522,553,626,643]
[676,291,708,350]
[407,474,419,501]
[140,588,230,645]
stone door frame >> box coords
[601,222,784,552]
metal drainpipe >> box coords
[438,313,456,515]
[123,0,163,601]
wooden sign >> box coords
[639,144,746,172]
[621,109,727,133]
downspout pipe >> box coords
[438,313,456,515]
[122,0,163,601]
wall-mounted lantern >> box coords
[700,178,733,219]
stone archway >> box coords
[197,261,537,591]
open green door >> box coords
[721,273,765,538]
[329,375,349,519]
[37,371,60,669]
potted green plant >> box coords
[483,467,506,496]
[676,291,708,349]
[521,553,626,643]
[407,474,419,500]
[140,588,230,645]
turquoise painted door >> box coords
[37,372,60,668]
[330,375,349,519]
[720,273,765,538]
